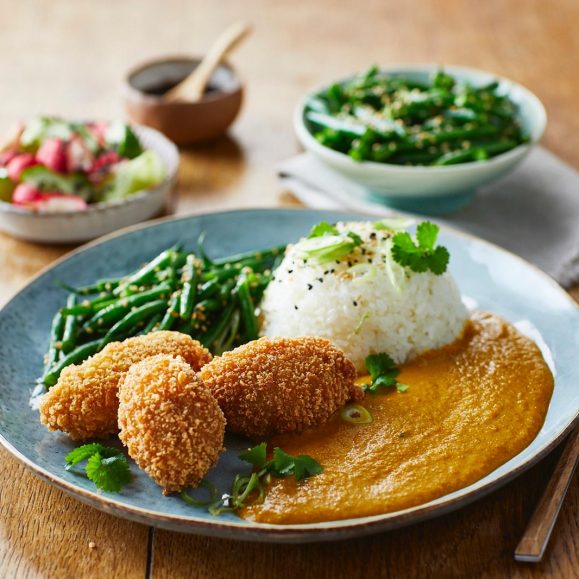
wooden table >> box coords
[0,0,577,576]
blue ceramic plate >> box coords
[0,209,577,543]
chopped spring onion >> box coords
[340,403,373,424]
[294,234,360,264]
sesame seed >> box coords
[294,305,298,310]
[353,300,358,306]
[318,277,324,283]
[288,269,293,274]
[307,283,313,290]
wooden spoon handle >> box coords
[165,21,251,102]
[515,426,579,563]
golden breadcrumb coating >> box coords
[39,331,212,441]
[118,354,225,494]
[199,336,362,439]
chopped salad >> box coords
[0,117,166,212]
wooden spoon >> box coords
[164,21,251,102]
[515,426,579,562]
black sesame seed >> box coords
[294,305,298,310]
[323,270,329,275]
[330,269,335,273]
[318,277,324,283]
[353,300,358,306]
[288,269,293,274]
[307,283,313,290]
[347,261,353,267]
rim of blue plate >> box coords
[0,208,576,543]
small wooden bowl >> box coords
[123,56,243,146]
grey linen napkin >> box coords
[278,147,579,288]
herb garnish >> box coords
[391,221,449,275]
[65,443,132,492]
[308,221,339,238]
[364,353,408,394]
[181,443,323,516]
[297,221,363,264]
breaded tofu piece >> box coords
[39,331,212,441]
[199,336,362,439]
[118,354,225,494]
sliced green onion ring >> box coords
[340,403,373,425]
[180,479,219,507]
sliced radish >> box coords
[7,154,37,181]
[31,193,88,212]
[0,150,18,167]
[36,139,68,173]
[12,183,43,205]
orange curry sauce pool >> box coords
[242,313,554,524]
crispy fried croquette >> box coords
[199,336,362,439]
[39,331,212,441]
[118,354,225,494]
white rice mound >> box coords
[260,221,468,373]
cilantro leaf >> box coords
[308,221,339,238]
[86,453,132,493]
[272,448,323,481]
[65,443,121,470]
[239,442,267,470]
[415,221,439,250]
[364,353,407,394]
[193,444,324,516]
[65,443,131,492]
[293,455,324,481]
[428,246,450,275]
[272,448,296,476]
[391,221,449,275]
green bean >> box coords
[44,310,65,373]
[211,245,286,267]
[61,303,93,316]
[158,292,181,331]
[305,112,365,138]
[139,313,163,335]
[43,340,101,386]
[194,299,222,313]
[61,295,79,354]
[114,247,176,295]
[83,285,172,333]
[179,254,198,320]
[215,309,241,354]
[237,278,258,341]
[201,302,237,350]
[198,278,221,301]
[99,300,168,347]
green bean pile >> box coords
[40,242,285,388]
[305,67,528,166]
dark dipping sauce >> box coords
[142,78,220,97]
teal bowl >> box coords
[294,65,547,215]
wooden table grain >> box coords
[0,0,577,577]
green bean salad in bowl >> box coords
[294,65,546,214]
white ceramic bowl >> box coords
[294,65,547,214]
[0,125,179,243]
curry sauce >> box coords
[242,313,554,524]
